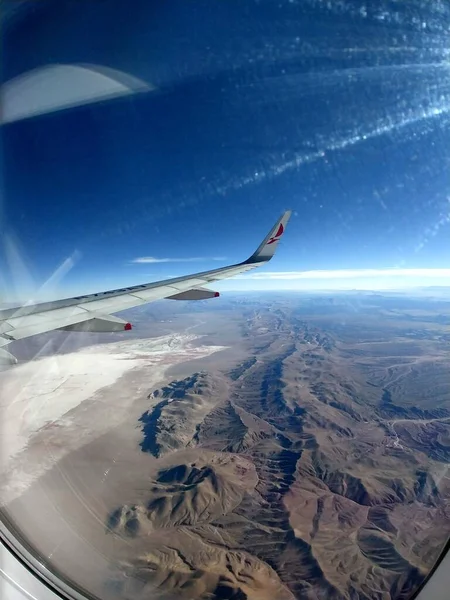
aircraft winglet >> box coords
[0,212,292,362]
[246,210,292,264]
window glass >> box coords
[1,2,450,600]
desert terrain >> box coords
[1,293,450,600]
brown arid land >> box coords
[1,293,450,600]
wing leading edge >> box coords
[0,211,291,361]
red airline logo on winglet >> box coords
[267,223,284,245]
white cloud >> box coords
[238,268,450,280]
[132,256,226,264]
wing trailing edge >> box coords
[0,211,292,358]
[57,313,132,332]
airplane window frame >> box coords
[410,538,450,600]
[0,512,94,600]
[1,506,450,600]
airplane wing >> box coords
[0,211,291,364]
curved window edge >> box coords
[0,510,95,600]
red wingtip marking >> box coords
[267,222,285,245]
[124,323,132,331]
[214,292,220,297]
[275,223,284,237]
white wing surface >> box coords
[0,211,291,363]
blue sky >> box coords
[2,0,450,301]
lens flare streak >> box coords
[219,100,450,195]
